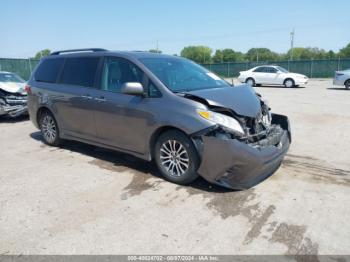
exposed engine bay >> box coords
[181,88,289,149]
[206,99,286,148]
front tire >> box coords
[246,78,255,87]
[345,79,350,90]
[284,78,295,88]
[154,130,199,185]
[39,111,61,146]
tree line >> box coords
[179,43,350,64]
[33,42,350,64]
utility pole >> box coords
[290,29,295,60]
[156,40,159,53]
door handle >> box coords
[81,94,93,100]
[94,97,106,102]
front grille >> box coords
[4,95,27,105]
[249,125,284,147]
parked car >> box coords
[333,69,350,89]
[238,65,308,88]
[27,48,291,190]
[0,71,27,117]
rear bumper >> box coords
[197,114,291,190]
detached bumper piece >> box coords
[0,91,27,118]
[197,114,291,190]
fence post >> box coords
[227,63,230,78]
[310,59,313,78]
[209,63,212,71]
[337,57,340,71]
[287,60,290,71]
[28,58,32,74]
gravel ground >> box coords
[0,79,349,255]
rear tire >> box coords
[345,80,350,90]
[154,130,199,185]
[284,78,295,88]
[246,78,255,87]
[39,111,62,146]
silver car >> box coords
[333,69,350,89]
[0,71,28,117]
[27,48,291,190]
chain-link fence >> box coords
[0,58,40,80]
[202,58,350,78]
[1,57,350,80]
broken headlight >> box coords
[197,109,244,135]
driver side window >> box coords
[101,57,143,93]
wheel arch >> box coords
[149,125,190,160]
[246,77,255,83]
[283,77,295,85]
[36,107,52,126]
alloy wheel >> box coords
[41,115,57,143]
[160,139,190,177]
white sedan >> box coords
[333,69,350,89]
[238,65,308,88]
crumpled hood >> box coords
[0,82,26,95]
[185,84,261,118]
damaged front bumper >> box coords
[195,114,291,190]
[0,94,28,118]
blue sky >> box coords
[1,0,349,58]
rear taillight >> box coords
[24,84,32,94]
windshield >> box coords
[139,57,229,92]
[276,66,289,73]
[0,73,25,83]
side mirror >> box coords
[121,82,144,96]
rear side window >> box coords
[266,67,277,73]
[60,57,100,87]
[253,67,265,73]
[34,58,64,83]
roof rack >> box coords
[50,48,108,55]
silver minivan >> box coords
[27,48,291,189]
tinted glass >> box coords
[101,57,143,93]
[34,58,64,83]
[139,57,229,92]
[0,73,25,83]
[276,66,289,73]
[60,57,99,87]
[148,81,162,97]
[267,67,277,73]
[253,67,265,73]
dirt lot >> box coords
[0,79,349,255]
